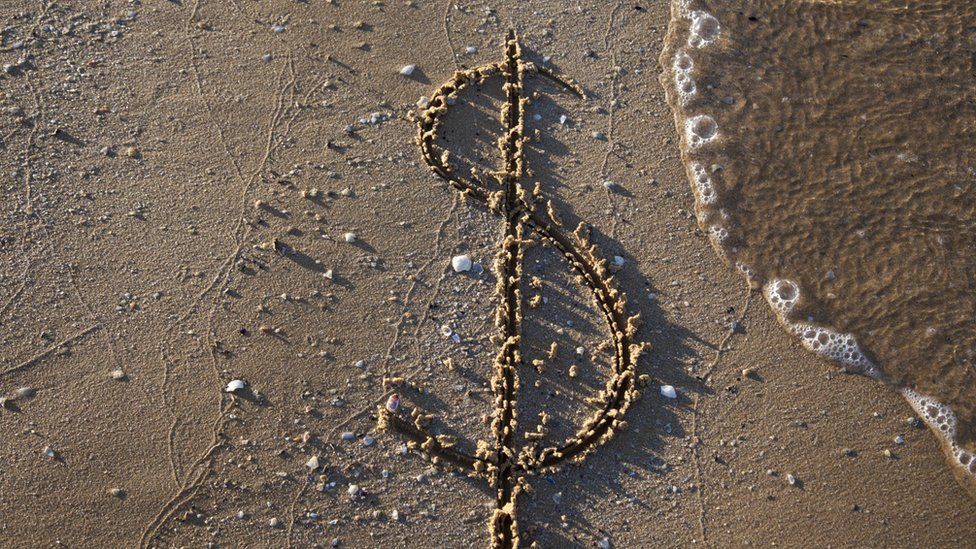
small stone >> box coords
[386,393,400,412]
[399,64,416,76]
[109,488,124,498]
[347,484,361,497]
[894,435,905,445]
[417,96,430,108]
[362,435,375,447]
[559,114,568,125]
[15,387,35,399]
[306,456,321,470]
[741,367,753,377]
[786,473,797,486]
[123,146,139,158]
[883,449,893,459]
[391,509,400,521]
[341,432,356,441]
[236,510,246,519]
[43,446,56,459]
[612,255,625,267]
[465,46,477,54]
[225,379,246,393]
[269,517,280,528]
[451,254,472,272]
[110,369,126,381]
[660,385,677,399]
[344,232,358,243]
[598,538,611,549]
[592,131,606,140]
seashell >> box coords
[225,379,246,393]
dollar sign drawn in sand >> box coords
[378,32,646,549]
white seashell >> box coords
[451,254,472,272]
[225,379,246,393]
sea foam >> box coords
[660,0,976,489]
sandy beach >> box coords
[1,1,974,547]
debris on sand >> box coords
[225,379,246,393]
[451,254,472,272]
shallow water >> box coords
[661,0,976,490]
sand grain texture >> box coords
[0,1,974,547]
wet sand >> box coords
[1,1,974,547]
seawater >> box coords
[661,0,976,494]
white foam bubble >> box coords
[677,74,697,100]
[690,163,717,204]
[672,50,697,103]
[901,388,975,478]
[708,225,729,244]
[674,49,694,73]
[764,278,799,315]
[903,388,957,440]
[688,11,720,48]
[763,278,879,377]
[685,115,718,148]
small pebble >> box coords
[341,432,356,441]
[399,64,416,76]
[363,435,375,447]
[344,232,358,243]
[465,46,477,54]
[269,517,280,528]
[110,369,126,381]
[347,484,361,497]
[660,385,677,399]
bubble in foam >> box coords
[691,163,717,204]
[672,49,698,103]
[901,388,974,478]
[765,278,800,315]
[673,50,694,73]
[708,225,729,244]
[688,11,720,48]
[685,114,718,147]
[790,323,878,377]
[678,74,697,98]
[903,388,958,439]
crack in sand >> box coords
[376,33,646,548]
